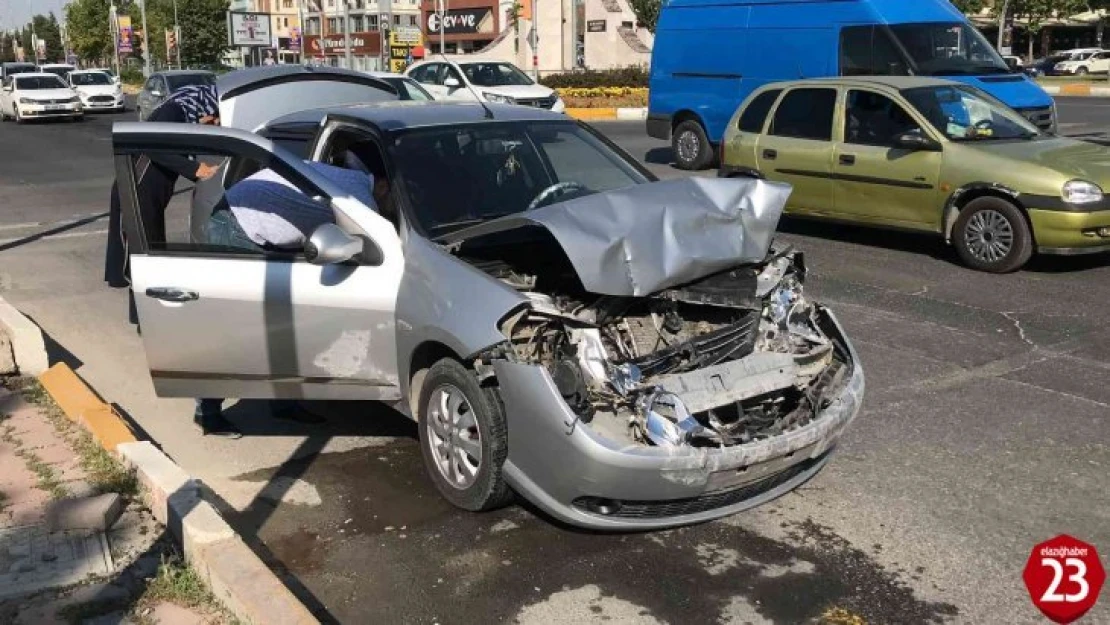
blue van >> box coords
[648,0,1057,170]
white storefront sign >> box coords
[229,12,273,47]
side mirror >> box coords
[113,77,121,84]
[304,223,363,265]
[1004,57,1019,71]
[443,77,460,88]
[893,130,942,152]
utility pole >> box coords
[109,3,121,77]
[139,0,151,76]
[172,0,181,68]
[383,0,393,71]
[996,0,1010,53]
[343,0,351,68]
[437,0,445,55]
[29,0,38,64]
[297,0,305,64]
[530,0,537,79]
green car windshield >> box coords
[902,85,1040,142]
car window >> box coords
[738,89,781,133]
[392,78,433,101]
[903,84,1038,141]
[389,121,650,237]
[444,65,464,85]
[14,75,67,90]
[413,64,440,85]
[459,62,534,87]
[166,73,215,92]
[531,124,643,196]
[770,88,837,141]
[844,90,923,147]
[71,72,113,86]
[840,25,910,76]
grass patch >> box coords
[15,445,69,499]
[131,553,239,624]
[12,377,138,498]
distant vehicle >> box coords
[0,72,82,123]
[68,69,126,112]
[719,76,1110,272]
[1,62,37,86]
[648,0,1057,170]
[1025,54,1073,77]
[406,60,565,112]
[363,71,435,101]
[1054,50,1110,76]
[136,70,217,120]
[37,64,77,83]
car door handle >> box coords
[762,149,777,160]
[145,287,199,302]
[839,154,856,166]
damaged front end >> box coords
[488,249,852,452]
[442,178,864,528]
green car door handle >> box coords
[839,154,856,166]
[762,149,777,160]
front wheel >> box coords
[417,358,513,512]
[952,196,1033,273]
[14,107,23,124]
[672,119,713,171]
[1077,66,1090,76]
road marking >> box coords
[0,229,108,247]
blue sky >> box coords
[2,0,69,31]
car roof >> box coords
[155,69,215,76]
[70,69,109,74]
[363,71,407,79]
[218,65,373,97]
[761,76,961,91]
[14,72,65,80]
[38,63,74,68]
[266,100,570,133]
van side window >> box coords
[844,90,922,147]
[840,26,909,76]
[738,89,781,133]
[770,88,837,141]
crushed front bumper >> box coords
[495,307,864,530]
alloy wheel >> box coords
[964,209,1015,263]
[425,384,483,490]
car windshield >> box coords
[166,73,215,91]
[459,63,533,87]
[390,121,649,237]
[16,75,67,90]
[889,22,1011,76]
[385,77,433,101]
[39,66,74,80]
[5,64,36,76]
[903,85,1039,141]
[71,72,113,86]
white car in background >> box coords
[406,60,565,113]
[68,69,126,112]
[0,72,82,123]
[1054,49,1110,75]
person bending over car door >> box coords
[193,159,389,433]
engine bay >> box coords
[459,230,852,449]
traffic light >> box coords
[166,29,177,50]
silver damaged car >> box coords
[112,71,864,530]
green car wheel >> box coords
[953,196,1034,273]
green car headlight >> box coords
[1062,180,1104,204]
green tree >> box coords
[949,0,990,13]
[628,0,663,33]
[31,13,65,62]
[176,0,231,66]
[0,33,16,63]
[66,0,120,63]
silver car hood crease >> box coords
[443,177,792,297]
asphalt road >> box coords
[0,99,1108,624]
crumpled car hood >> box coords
[441,177,791,297]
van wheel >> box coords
[672,119,712,170]
[417,358,513,512]
[952,196,1033,273]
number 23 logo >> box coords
[1041,558,1090,603]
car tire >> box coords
[672,119,713,171]
[952,196,1033,273]
[1077,66,1089,76]
[417,358,514,512]
[14,107,23,124]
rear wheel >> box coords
[952,196,1033,273]
[417,358,513,512]
[672,119,713,171]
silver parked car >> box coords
[112,73,863,530]
[136,69,216,120]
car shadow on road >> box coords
[644,146,674,166]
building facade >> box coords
[302,0,422,71]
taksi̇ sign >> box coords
[426,8,493,35]
[228,12,272,47]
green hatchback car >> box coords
[719,76,1110,272]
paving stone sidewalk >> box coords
[0,381,225,624]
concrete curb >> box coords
[37,363,319,625]
[0,295,49,376]
[566,107,647,121]
[1041,83,1110,97]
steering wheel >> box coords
[974,119,994,130]
[526,182,586,211]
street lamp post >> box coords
[29,0,38,64]
[139,0,151,76]
[172,0,181,68]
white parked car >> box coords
[0,73,82,123]
[37,63,77,84]
[1054,50,1110,75]
[68,69,126,112]
[362,71,436,101]
[406,60,565,113]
